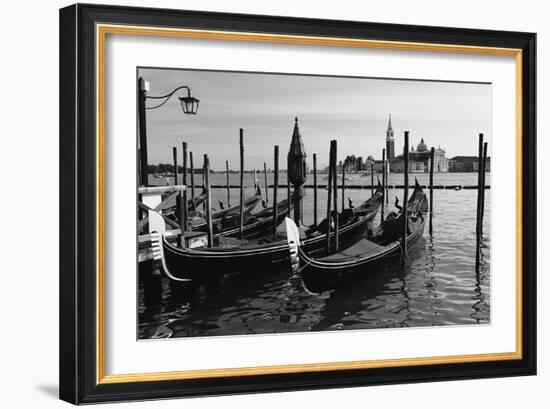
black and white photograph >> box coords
[137,67,491,339]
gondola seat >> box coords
[321,239,386,262]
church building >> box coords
[383,115,448,173]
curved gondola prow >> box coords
[409,178,429,214]
[148,208,191,282]
[285,217,324,295]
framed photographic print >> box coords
[59,3,536,404]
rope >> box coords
[297,255,315,274]
[398,240,406,261]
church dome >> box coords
[417,138,428,152]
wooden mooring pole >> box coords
[313,153,318,226]
[182,141,188,192]
[480,142,488,237]
[475,133,484,272]
[371,162,374,197]
[239,128,245,240]
[341,165,345,210]
[181,142,188,245]
[264,162,269,206]
[203,154,213,248]
[402,131,410,263]
[333,141,339,252]
[381,148,386,223]
[272,145,279,236]
[225,160,231,207]
[177,186,186,248]
[429,146,435,235]
[325,141,335,254]
[287,156,291,217]
[172,147,178,186]
[385,156,389,205]
[189,151,195,211]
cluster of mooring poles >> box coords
[475,133,488,273]
[168,143,209,248]
[144,118,313,250]
[376,131,435,264]
[142,132,462,260]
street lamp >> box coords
[178,90,200,115]
[146,84,200,114]
[138,77,199,186]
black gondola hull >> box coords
[299,216,426,294]
[162,205,379,281]
[220,200,292,240]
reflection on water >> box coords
[139,173,490,339]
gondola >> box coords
[407,179,429,213]
[287,181,428,294]
[138,188,208,233]
[162,188,208,217]
[351,180,383,216]
[219,198,292,240]
[191,186,263,233]
[150,186,383,282]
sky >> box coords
[139,67,491,171]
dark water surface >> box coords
[138,172,490,339]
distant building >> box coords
[377,115,447,173]
[390,138,448,173]
[448,156,491,172]
[364,115,452,173]
[364,155,384,172]
[433,146,448,172]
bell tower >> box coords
[386,114,395,161]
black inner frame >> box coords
[59,4,536,404]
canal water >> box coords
[138,172,490,339]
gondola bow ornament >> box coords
[285,217,302,273]
[149,206,191,282]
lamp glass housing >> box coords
[179,94,199,115]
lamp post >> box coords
[287,117,307,225]
[137,77,199,187]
